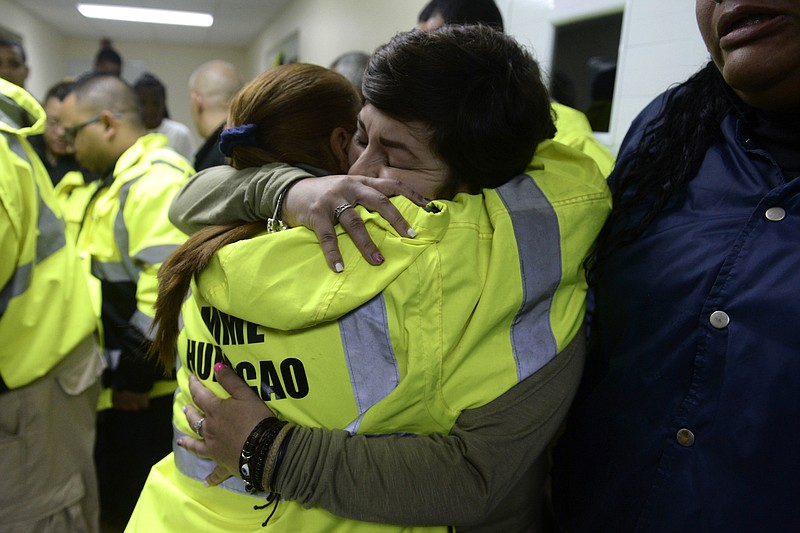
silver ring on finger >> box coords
[334,202,354,222]
[193,417,205,438]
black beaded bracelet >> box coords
[249,421,285,493]
[240,417,279,494]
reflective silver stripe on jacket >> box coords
[0,263,31,317]
[89,261,156,342]
[115,177,179,280]
[91,260,129,282]
[340,294,400,434]
[495,173,561,381]
[0,131,66,317]
[131,309,155,341]
[175,181,558,491]
[175,295,399,493]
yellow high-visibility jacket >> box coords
[130,139,612,532]
[55,169,101,246]
[74,133,194,405]
[552,101,616,177]
[0,78,96,391]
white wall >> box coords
[386,0,707,155]
[609,0,708,153]
[61,37,249,142]
[0,0,247,138]
[496,0,624,89]
[493,0,709,154]
[246,0,429,74]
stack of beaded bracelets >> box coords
[239,417,296,494]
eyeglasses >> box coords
[62,115,103,145]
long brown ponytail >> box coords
[150,63,361,369]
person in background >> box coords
[329,51,370,101]
[1,77,104,532]
[583,64,616,132]
[417,0,504,32]
[147,24,610,532]
[187,60,242,171]
[0,37,29,88]
[169,0,615,270]
[133,72,197,161]
[551,1,800,531]
[416,0,615,177]
[31,79,83,186]
[93,38,122,77]
[58,73,195,532]
[549,99,615,176]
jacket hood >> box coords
[0,78,46,136]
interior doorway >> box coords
[551,11,623,132]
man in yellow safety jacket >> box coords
[59,72,195,530]
[0,77,104,531]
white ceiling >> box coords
[12,0,293,47]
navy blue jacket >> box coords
[552,89,800,532]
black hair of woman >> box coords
[588,61,730,277]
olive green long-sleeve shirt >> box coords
[168,152,603,530]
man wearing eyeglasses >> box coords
[59,72,195,532]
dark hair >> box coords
[67,72,144,127]
[0,37,25,62]
[329,51,370,100]
[45,79,75,101]
[133,72,166,99]
[363,25,554,195]
[93,38,123,77]
[133,72,168,121]
[95,47,122,64]
[418,0,504,32]
[418,0,438,22]
[591,67,616,101]
[590,61,731,275]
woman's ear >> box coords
[329,127,352,173]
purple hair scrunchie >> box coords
[218,123,259,157]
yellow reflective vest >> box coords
[551,101,616,177]
[74,133,194,405]
[0,79,97,391]
[55,169,101,247]
[135,140,611,532]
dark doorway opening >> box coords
[551,12,623,132]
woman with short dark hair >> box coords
[128,25,610,532]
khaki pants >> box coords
[0,336,104,533]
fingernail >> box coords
[371,252,384,265]
[176,438,184,446]
[214,362,226,373]
[182,405,188,413]
[334,262,344,273]
[407,228,417,238]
